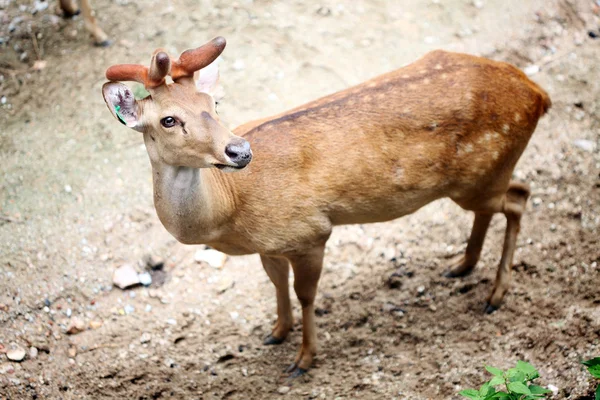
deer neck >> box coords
[143,133,235,244]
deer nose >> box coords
[225,140,252,167]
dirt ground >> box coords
[1,0,599,399]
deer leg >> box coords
[485,182,530,313]
[79,0,110,47]
[59,0,79,17]
[260,255,293,345]
[285,246,325,378]
[444,212,493,277]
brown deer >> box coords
[59,0,109,46]
[101,37,551,377]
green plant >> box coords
[582,357,600,400]
[460,361,552,400]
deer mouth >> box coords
[214,163,246,171]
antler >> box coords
[106,49,171,88]
[171,37,226,80]
[105,37,226,87]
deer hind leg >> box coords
[79,0,110,46]
[444,212,493,277]
[485,181,530,313]
[284,246,325,378]
[59,0,79,16]
[260,255,293,345]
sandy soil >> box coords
[1,0,599,399]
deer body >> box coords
[102,40,550,377]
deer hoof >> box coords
[263,334,285,346]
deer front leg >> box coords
[285,246,325,378]
[80,0,110,47]
[260,255,293,345]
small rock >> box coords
[547,384,558,395]
[277,386,290,394]
[138,272,152,286]
[472,0,484,9]
[194,249,227,268]
[113,264,140,289]
[29,347,38,359]
[550,224,557,232]
[89,320,103,330]
[232,59,246,71]
[0,303,8,312]
[66,317,86,334]
[523,65,540,76]
[572,139,595,152]
[64,184,72,193]
[217,276,234,294]
[142,254,164,270]
[166,318,177,325]
[429,304,437,311]
[416,285,426,296]
[67,345,77,358]
[589,30,599,39]
[7,347,26,362]
[140,333,151,344]
[124,305,135,314]
[164,358,176,368]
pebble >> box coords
[416,285,426,295]
[138,272,152,286]
[113,264,140,289]
[277,386,291,394]
[140,333,151,343]
[166,318,177,325]
[523,65,540,76]
[142,254,165,270]
[7,347,26,362]
[124,305,135,314]
[89,320,103,329]
[66,317,86,334]
[194,249,227,268]
[67,346,77,358]
[572,139,595,152]
[217,276,234,294]
[29,347,38,359]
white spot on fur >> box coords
[434,64,443,70]
[502,124,510,133]
[442,73,448,79]
[492,151,499,160]
[423,78,431,84]
[514,113,521,122]
[402,74,410,79]
[395,167,404,181]
[419,69,428,74]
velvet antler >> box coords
[105,37,226,88]
[106,49,171,88]
[171,37,226,80]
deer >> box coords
[59,0,109,47]
[101,36,551,378]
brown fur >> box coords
[103,45,550,375]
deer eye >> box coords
[161,116,177,128]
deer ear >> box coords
[195,57,224,102]
[102,82,141,130]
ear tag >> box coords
[114,105,126,125]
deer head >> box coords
[102,37,252,171]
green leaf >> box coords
[583,358,600,379]
[479,382,497,398]
[582,358,600,368]
[506,369,525,383]
[507,381,531,395]
[460,389,482,400]
[489,376,505,386]
[516,361,539,380]
[490,392,511,399]
[587,365,600,379]
[595,384,599,400]
[528,385,552,395]
[486,366,505,376]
